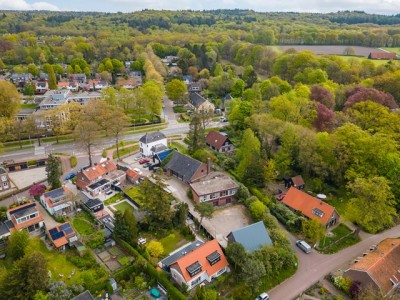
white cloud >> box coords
[0,0,59,10]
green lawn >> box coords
[318,224,360,254]
[113,145,139,159]
[159,231,191,256]
[124,186,141,204]
[104,192,124,205]
[20,103,37,109]
[170,142,188,154]
[73,218,95,236]
[113,201,134,213]
[325,195,348,219]
[337,55,392,66]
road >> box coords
[269,224,400,300]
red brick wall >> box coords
[190,163,208,182]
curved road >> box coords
[269,224,400,300]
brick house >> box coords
[164,151,208,183]
[368,52,397,60]
[205,131,234,153]
[190,171,239,206]
[7,202,44,234]
[47,222,78,251]
[40,187,75,216]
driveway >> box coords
[269,223,400,300]
[162,177,251,247]
[163,96,178,127]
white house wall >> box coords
[140,138,168,156]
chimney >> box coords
[207,158,211,174]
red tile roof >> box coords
[205,131,228,150]
[345,238,400,296]
[282,187,336,225]
[80,160,117,181]
[171,240,229,283]
[47,222,76,249]
[369,52,397,59]
[7,202,44,231]
[126,169,140,180]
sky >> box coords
[0,0,400,15]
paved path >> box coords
[163,95,178,126]
[269,224,400,300]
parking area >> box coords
[8,167,47,189]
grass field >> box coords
[318,224,360,254]
[114,201,134,213]
[338,55,392,66]
[159,231,191,256]
[113,145,139,159]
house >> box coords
[72,290,95,300]
[169,240,229,290]
[227,221,273,252]
[139,131,168,157]
[284,175,305,190]
[159,240,205,270]
[188,82,202,93]
[164,151,208,183]
[40,187,75,216]
[38,90,70,110]
[68,73,87,84]
[0,167,11,192]
[82,198,104,213]
[116,78,141,89]
[189,92,215,112]
[126,169,143,184]
[47,222,78,251]
[281,187,339,227]
[16,107,36,121]
[190,171,239,206]
[76,160,125,197]
[67,91,102,105]
[58,81,79,92]
[7,202,44,234]
[87,80,108,91]
[344,238,400,297]
[205,131,234,153]
[0,220,14,241]
[35,80,48,95]
[183,75,193,84]
[11,73,32,88]
[368,52,397,60]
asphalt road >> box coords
[269,224,400,300]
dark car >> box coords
[65,172,76,180]
[143,162,152,168]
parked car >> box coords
[276,193,286,201]
[133,168,143,175]
[143,162,152,168]
[134,155,142,161]
[296,240,312,254]
[105,190,113,196]
[220,116,228,122]
[139,158,150,164]
[255,292,269,300]
[65,172,76,180]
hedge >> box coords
[70,156,78,168]
[249,187,271,206]
[115,238,187,300]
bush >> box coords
[70,156,77,168]
[332,276,352,294]
[270,202,304,232]
[28,160,37,166]
[186,189,193,200]
[102,150,107,158]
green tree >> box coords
[7,230,29,261]
[142,80,163,121]
[187,113,205,154]
[146,240,164,258]
[107,106,131,160]
[46,154,61,189]
[192,286,218,300]
[347,177,397,233]
[213,63,223,76]
[301,218,325,244]
[226,242,248,270]
[230,79,245,97]
[165,79,187,103]
[27,64,39,77]
[113,210,138,245]
[243,65,257,88]
[194,202,214,231]
[0,80,21,118]
[46,65,57,89]
[3,251,49,300]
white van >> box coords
[296,240,312,254]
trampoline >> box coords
[150,288,161,298]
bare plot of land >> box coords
[278,45,386,57]
[8,167,47,189]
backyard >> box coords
[72,212,96,236]
[113,201,135,214]
[159,231,194,256]
[124,186,141,204]
[318,224,360,254]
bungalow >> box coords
[58,81,79,92]
[82,198,104,213]
[76,160,126,197]
[227,221,273,252]
[164,151,208,183]
[169,240,229,290]
[139,131,168,157]
[11,73,32,88]
[87,80,108,91]
[116,78,141,89]
[344,238,400,298]
[190,171,239,206]
[67,91,102,105]
[47,222,78,251]
[40,187,75,216]
[281,187,339,227]
[205,131,234,153]
[188,93,215,112]
[7,202,44,234]
[35,80,48,95]
[38,90,70,110]
[0,167,11,192]
[284,175,305,190]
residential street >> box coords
[269,224,400,300]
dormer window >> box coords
[186,261,202,277]
[206,251,221,266]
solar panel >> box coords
[51,231,65,240]
[64,227,73,235]
[49,228,58,236]
[312,208,325,218]
[59,223,71,231]
[44,188,64,199]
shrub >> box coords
[28,160,37,166]
[101,150,107,158]
[332,276,352,294]
[70,156,77,168]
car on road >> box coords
[139,158,150,164]
[65,172,76,180]
[296,240,312,254]
[143,162,152,168]
[133,168,143,175]
[255,292,270,300]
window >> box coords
[207,251,221,266]
[191,276,202,287]
[312,208,325,218]
[186,261,202,277]
[29,213,37,219]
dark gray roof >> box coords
[228,221,273,252]
[189,92,206,108]
[71,290,95,300]
[84,198,102,209]
[160,240,204,267]
[10,203,38,219]
[164,151,203,182]
[150,143,168,153]
[0,167,7,174]
[139,131,167,144]
[43,187,65,199]
[0,220,13,237]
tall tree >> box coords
[194,202,214,231]
[107,106,131,160]
[7,230,29,261]
[301,219,325,244]
[46,154,61,189]
[187,113,205,154]
[0,80,20,118]
[113,210,138,245]
[142,80,163,121]
[165,79,187,103]
[74,120,99,167]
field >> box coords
[113,201,135,213]
[338,55,391,66]
[278,45,386,56]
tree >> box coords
[138,178,173,230]
[146,240,164,258]
[24,115,46,146]
[173,202,189,227]
[107,106,131,160]
[194,202,214,231]
[46,154,61,189]
[192,286,218,300]
[347,177,397,233]
[230,79,245,97]
[3,251,49,299]
[113,210,138,245]
[310,85,335,109]
[313,103,335,132]
[301,219,325,244]
[343,86,398,111]
[43,64,57,90]
[7,230,29,261]
[0,80,21,118]
[226,242,248,270]
[45,107,69,144]
[142,80,163,121]
[27,64,39,77]
[165,79,187,102]
[243,65,257,88]
[29,183,46,201]
[187,113,205,154]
